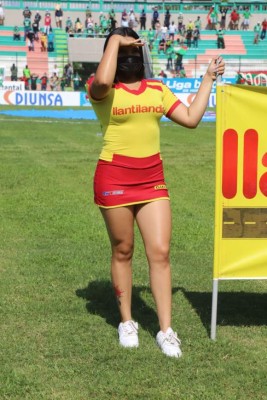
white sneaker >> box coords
[118,320,139,348]
[156,327,182,358]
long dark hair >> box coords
[103,27,145,81]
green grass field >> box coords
[0,113,266,400]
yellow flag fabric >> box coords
[214,84,267,279]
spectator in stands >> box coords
[194,16,202,31]
[40,72,48,90]
[152,6,159,30]
[253,22,261,44]
[147,28,155,51]
[185,28,192,48]
[32,19,39,41]
[230,9,240,30]
[50,73,59,91]
[260,18,267,40]
[164,8,171,28]
[206,7,212,30]
[158,38,166,54]
[93,22,100,38]
[13,26,21,41]
[177,12,183,34]
[108,9,116,31]
[101,15,110,35]
[177,31,185,46]
[139,9,146,30]
[30,73,38,90]
[85,12,94,30]
[186,19,194,32]
[64,63,69,75]
[23,65,31,80]
[34,11,41,30]
[0,3,5,26]
[27,36,34,51]
[175,52,183,74]
[128,9,137,29]
[44,12,52,35]
[66,63,73,86]
[158,69,167,78]
[75,17,83,35]
[219,7,228,29]
[20,75,30,90]
[242,7,251,31]
[10,64,18,81]
[99,11,105,27]
[28,28,35,40]
[23,16,31,41]
[23,6,31,20]
[209,6,218,30]
[192,27,200,48]
[168,21,177,42]
[166,43,175,70]
[60,73,67,91]
[121,9,128,28]
[160,24,168,41]
[85,5,91,21]
[48,28,54,52]
[65,17,73,33]
[73,71,82,91]
[216,28,225,49]
[40,32,47,51]
[52,64,59,77]
[27,30,35,51]
[55,3,63,28]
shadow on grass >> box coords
[76,280,174,335]
[76,282,267,336]
[182,290,267,335]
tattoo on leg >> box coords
[113,285,124,307]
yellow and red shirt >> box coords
[87,78,181,161]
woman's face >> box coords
[116,47,144,81]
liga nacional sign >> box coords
[211,84,267,339]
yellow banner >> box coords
[214,84,267,279]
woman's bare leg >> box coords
[100,206,135,322]
[135,200,172,332]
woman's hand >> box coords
[109,34,145,49]
[206,56,225,81]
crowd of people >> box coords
[10,62,81,91]
[2,3,267,83]
[0,1,265,38]
[8,4,82,91]
[18,6,55,52]
[6,3,267,49]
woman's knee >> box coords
[112,240,134,262]
[146,243,170,266]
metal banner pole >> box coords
[210,279,219,340]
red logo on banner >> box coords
[222,129,267,199]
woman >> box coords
[75,17,83,34]
[86,27,224,358]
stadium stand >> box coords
[1,1,267,81]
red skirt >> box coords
[94,153,169,208]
